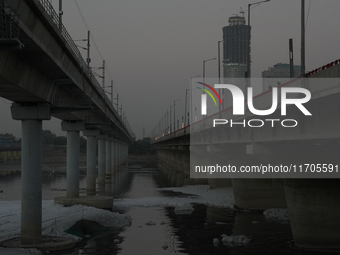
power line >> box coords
[73,0,119,95]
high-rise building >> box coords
[262,63,301,91]
[222,16,250,79]
[222,16,250,108]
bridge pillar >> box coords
[97,135,108,192]
[117,141,122,166]
[113,141,118,173]
[190,146,209,185]
[11,104,51,245]
[284,179,340,250]
[172,146,186,187]
[83,129,100,196]
[197,145,233,189]
[179,146,195,186]
[115,141,119,168]
[105,139,111,180]
[61,121,84,199]
[111,140,116,177]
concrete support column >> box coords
[61,121,84,199]
[205,146,232,188]
[67,131,80,198]
[111,140,117,178]
[105,140,111,179]
[87,136,97,194]
[21,120,43,244]
[123,143,128,163]
[83,129,100,196]
[98,137,106,185]
[117,142,121,168]
[284,179,340,250]
[11,104,51,245]
[125,144,128,161]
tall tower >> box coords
[222,16,250,79]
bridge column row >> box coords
[10,103,129,245]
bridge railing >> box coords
[36,0,134,139]
[0,5,20,40]
[37,0,91,81]
[151,59,340,143]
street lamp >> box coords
[174,99,181,132]
[190,75,200,125]
[247,0,270,80]
[203,58,216,85]
[185,88,189,127]
[301,0,305,77]
[170,105,172,133]
[203,58,216,118]
[218,40,224,112]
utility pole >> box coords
[301,0,305,77]
[184,89,189,127]
[289,39,294,78]
[58,0,63,31]
[111,81,113,102]
[86,31,91,75]
[102,60,105,89]
[113,93,119,111]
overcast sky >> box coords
[1,0,340,139]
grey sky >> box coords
[1,0,339,139]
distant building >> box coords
[222,16,250,69]
[222,16,250,107]
[262,63,301,91]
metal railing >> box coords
[0,4,20,40]
[36,0,134,139]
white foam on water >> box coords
[114,185,235,208]
[0,185,234,254]
[0,200,131,243]
[263,208,289,222]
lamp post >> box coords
[173,99,181,132]
[190,75,200,125]
[170,105,172,133]
[301,0,305,77]
[203,58,216,85]
[247,0,270,80]
[218,40,224,111]
[203,58,216,118]
[185,88,189,127]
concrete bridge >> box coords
[151,60,340,252]
[0,0,133,249]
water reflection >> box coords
[0,169,87,201]
[0,164,334,255]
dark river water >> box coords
[0,163,329,255]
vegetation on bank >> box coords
[42,130,86,151]
[0,131,87,152]
[1,131,155,156]
[129,137,154,155]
